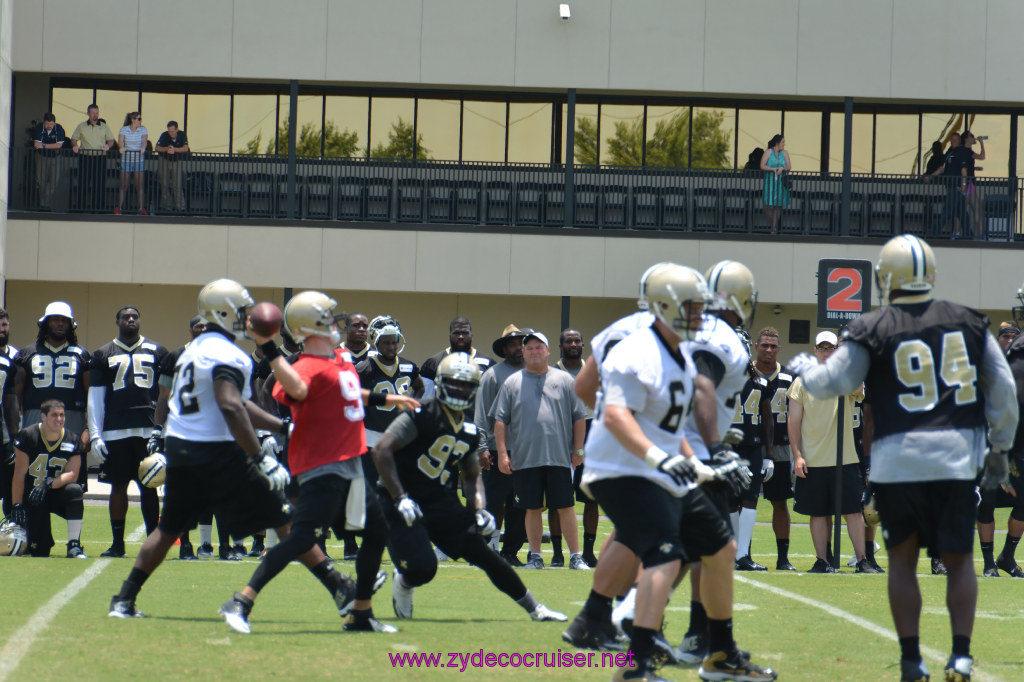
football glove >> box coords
[147,426,164,456]
[90,437,109,463]
[761,458,775,483]
[396,494,423,527]
[258,431,281,459]
[28,478,52,506]
[256,454,291,492]
[644,446,707,487]
[710,457,753,497]
[980,450,1012,492]
[474,509,496,536]
[11,503,27,527]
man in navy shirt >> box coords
[929,132,972,239]
[155,121,189,213]
[33,113,66,209]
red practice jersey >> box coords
[273,349,366,476]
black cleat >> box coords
[675,632,707,665]
[735,555,767,571]
[582,552,599,568]
[197,542,214,558]
[561,611,625,651]
[982,565,999,578]
[179,541,197,560]
[333,574,359,617]
[807,558,836,574]
[66,540,88,559]
[855,558,883,574]
[699,649,778,681]
[775,559,797,571]
[100,544,126,558]
[995,552,1024,578]
[931,558,947,575]
[247,539,265,557]
[109,596,145,618]
[219,545,241,561]
[343,611,397,633]
[499,550,524,567]
[899,657,930,681]
[219,593,253,634]
[943,654,972,681]
[550,553,565,568]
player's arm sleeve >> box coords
[87,384,106,439]
[979,333,1018,451]
[212,364,246,392]
[691,350,725,388]
[800,342,871,399]
[382,411,419,450]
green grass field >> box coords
[1,503,1021,682]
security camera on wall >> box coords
[559,4,570,20]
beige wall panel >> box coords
[421,0,517,87]
[38,221,133,282]
[697,242,796,304]
[567,295,637,348]
[514,0,611,89]
[984,0,1024,102]
[132,223,229,284]
[325,0,422,84]
[42,0,139,76]
[232,0,328,81]
[10,0,40,72]
[508,234,605,297]
[704,0,798,96]
[889,0,951,100]
[138,0,233,78]
[414,231,511,294]
[796,0,893,98]
[930,248,980,308]
[6,218,38,280]
[607,0,705,93]
[226,225,324,289]
[599,237,698,298]
[977,249,1024,313]
[321,228,418,291]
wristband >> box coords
[260,341,281,361]
[368,392,387,406]
[643,445,669,468]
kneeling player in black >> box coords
[373,353,566,623]
[10,399,87,558]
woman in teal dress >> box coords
[761,134,790,234]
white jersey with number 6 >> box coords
[583,326,697,497]
[166,331,253,443]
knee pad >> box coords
[400,555,438,588]
[283,524,318,552]
[977,502,995,525]
[1011,501,1024,524]
[64,483,84,503]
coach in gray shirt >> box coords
[492,331,588,570]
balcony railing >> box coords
[8,148,1021,241]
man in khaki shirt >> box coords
[71,104,115,211]
[788,331,874,573]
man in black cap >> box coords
[474,324,529,564]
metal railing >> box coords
[8,148,1021,241]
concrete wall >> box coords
[11,0,1024,104]
[0,0,11,299]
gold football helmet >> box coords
[705,260,758,330]
[637,262,674,311]
[197,279,255,336]
[875,235,935,304]
[645,264,711,340]
[283,291,342,345]
[0,520,28,556]
[863,486,880,527]
[436,352,482,411]
[138,453,167,488]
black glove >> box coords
[981,450,1013,493]
[11,503,27,527]
[147,426,164,456]
[709,457,752,496]
[28,478,52,506]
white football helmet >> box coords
[0,520,28,557]
[197,279,255,337]
[436,352,482,411]
[705,260,758,330]
[369,315,405,354]
[875,235,935,304]
[637,262,674,311]
[645,264,711,340]
[283,291,342,345]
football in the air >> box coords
[248,301,283,337]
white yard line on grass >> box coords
[735,574,1006,682]
[0,524,148,682]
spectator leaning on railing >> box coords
[155,121,190,213]
[116,112,149,216]
[33,113,66,210]
[71,104,115,211]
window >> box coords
[141,93,185,140]
[324,96,368,157]
[599,105,644,166]
[416,98,460,161]
[921,112,963,174]
[965,114,1010,177]
[645,106,689,167]
[291,92,325,156]
[50,88,94,134]
[829,112,872,174]
[95,90,141,132]
[691,107,734,169]
[462,100,506,162]
[738,109,782,169]
[369,97,416,159]
[508,102,552,163]
[566,103,598,165]
[186,94,231,153]
[232,94,278,154]
[873,113,919,175]
[781,111,822,172]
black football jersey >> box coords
[1005,332,1024,454]
[15,342,90,412]
[345,343,372,365]
[358,355,420,433]
[90,337,168,432]
[15,423,83,492]
[843,299,989,440]
[159,345,185,384]
[384,399,480,502]
[759,363,794,446]
[729,373,769,447]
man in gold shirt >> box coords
[788,331,876,573]
[71,104,115,211]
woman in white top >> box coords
[116,111,148,215]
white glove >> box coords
[256,454,291,492]
[761,458,775,483]
[396,494,423,527]
[475,509,496,536]
[644,446,709,487]
[90,437,109,463]
[258,431,281,459]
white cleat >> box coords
[392,569,414,619]
[530,603,568,622]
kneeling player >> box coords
[373,353,566,623]
[10,399,87,558]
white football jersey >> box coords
[681,314,750,460]
[583,326,698,497]
[589,312,655,371]
[166,331,253,442]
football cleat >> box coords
[698,649,778,681]
[651,629,683,666]
[343,611,398,633]
[562,611,626,650]
[735,555,767,572]
[943,654,972,681]
[982,566,999,578]
[551,554,565,568]
[528,603,567,622]
[108,597,145,619]
[995,552,1024,578]
[582,552,599,568]
[179,541,197,560]
[775,559,797,571]
[219,594,252,634]
[523,553,545,569]
[675,632,708,665]
[433,545,451,562]
[499,550,524,567]
[569,553,591,570]
[66,540,88,559]
[392,569,414,619]
[333,574,359,617]
[807,559,836,574]
[197,542,215,558]
[900,658,930,681]
[612,658,675,682]
[100,544,126,558]
[372,569,387,594]
[931,558,947,575]
[855,558,884,574]
[247,538,265,557]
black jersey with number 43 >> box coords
[91,338,169,431]
[15,342,90,412]
[843,299,988,440]
[15,423,83,492]
[383,399,480,502]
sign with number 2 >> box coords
[816,259,872,328]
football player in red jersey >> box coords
[220,291,419,635]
